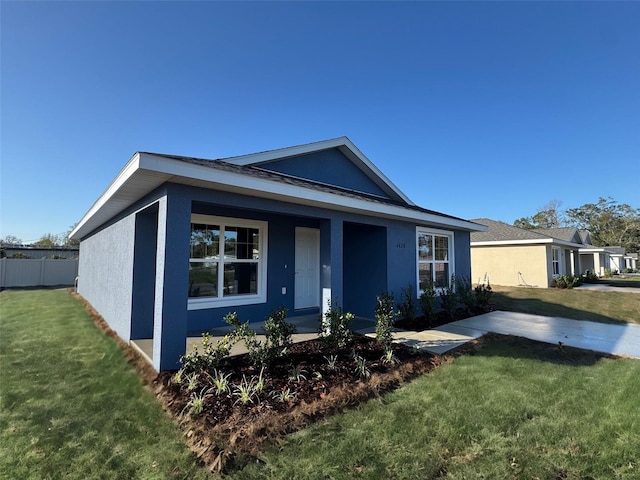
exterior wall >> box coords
[257,148,390,198]
[77,214,136,342]
[471,244,549,287]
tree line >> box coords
[513,197,640,253]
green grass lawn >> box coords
[231,336,640,479]
[2,289,640,479]
[491,285,640,325]
[0,289,212,480]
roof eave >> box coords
[71,153,484,240]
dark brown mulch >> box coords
[69,289,471,474]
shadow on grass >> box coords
[463,333,615,367]
[599,278,640,288]
[490,292,626,325]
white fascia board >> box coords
[70,153,142,240]
[141,154,483,231]
[472,238,583,248]
[223,137,415,206]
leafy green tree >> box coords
[566,197,640,252]
[513,201,565,229]
[33,233,61,246]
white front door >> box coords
[295,227,320,309]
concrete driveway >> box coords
[439,311,640,359]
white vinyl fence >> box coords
[0,258,79,288]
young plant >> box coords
[288,364,307,382]
[419,280,437,327]
[184,388,209,416]
[185,372,199,392]
[272,387,297,403]
[171,368,185,385]
[232,375,259,406]
[473,279,493,312]
[439,276,458,322]
[264,307,297,355]
[319,300,354,351]
[396,285,417,322]
[455,276,475,316]
[209,369,232,395]
[381,346,399,366]
[375,291,396,349]
[352,352,371,379]
[324,354,340,372]
[254,366,266,393]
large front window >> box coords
[188,214,267,309]
[417,228,454,292]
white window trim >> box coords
[551,246,561,277]
[188,214,268,310]
[416,226,455,295]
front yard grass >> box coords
[491,285,640,325]
[2,289,640,479]
[232,335,640,479]
[0,289,211,480]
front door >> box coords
[295,227,320,309]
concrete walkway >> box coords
[357,311,640,359]
[574,283,640,294]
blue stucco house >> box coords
[70,137,484,371]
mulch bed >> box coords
[69,289,480,474]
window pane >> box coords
[435,236,449,261]
[224,227,238,259]
[188,262,218,297]
[435,263,450,288]
[418,234,433,261]
[418,263,433,291]
[190,224,219,259]
[223,262,258,296]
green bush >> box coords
[553,274,582,289]
[439,277,458,321]
[419,280,437,327]
[473,280,493,312]
[319,300,353,351]
[396,284,417,322]
[263,307,297,355]
[455,276,474,315]
[581,270,599,283]
[375,291,396,348]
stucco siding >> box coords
[471,244,549,287]
[78,214,136,341]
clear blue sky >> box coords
[2,1,639,242]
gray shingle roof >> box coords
[146,152,478,225]
[533,227,581,243]
[470,218,553,242]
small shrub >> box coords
[375,291,396,348]
[397,285,417,322]
[287,365,307,382]
[351,351,371,378]
[419,280,437,327]
[582,270,599,283]
[264,307,297,356]
[209,369,232,395]
[184,388,209,416]
[272,387,297,403]
[381,346,399,366]
[553,274,582,289]
[473,277,493,313]
[179,332,235,374]
[439,276,458,321]
[319,300,354,351]
[455,276,474,316]
[324,354,340,372]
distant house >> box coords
[470,219,637,286]
[470,219,583,287]
[70,137,485,370]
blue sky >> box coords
[2,1,639,242]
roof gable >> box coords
[224,137,413,205]
[533,227,583,244]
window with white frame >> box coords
[417,228,454,292]
[552,247,561,276]
[188,214,267,309]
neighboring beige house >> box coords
[471,219,638,287]
[470,219,583,288]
